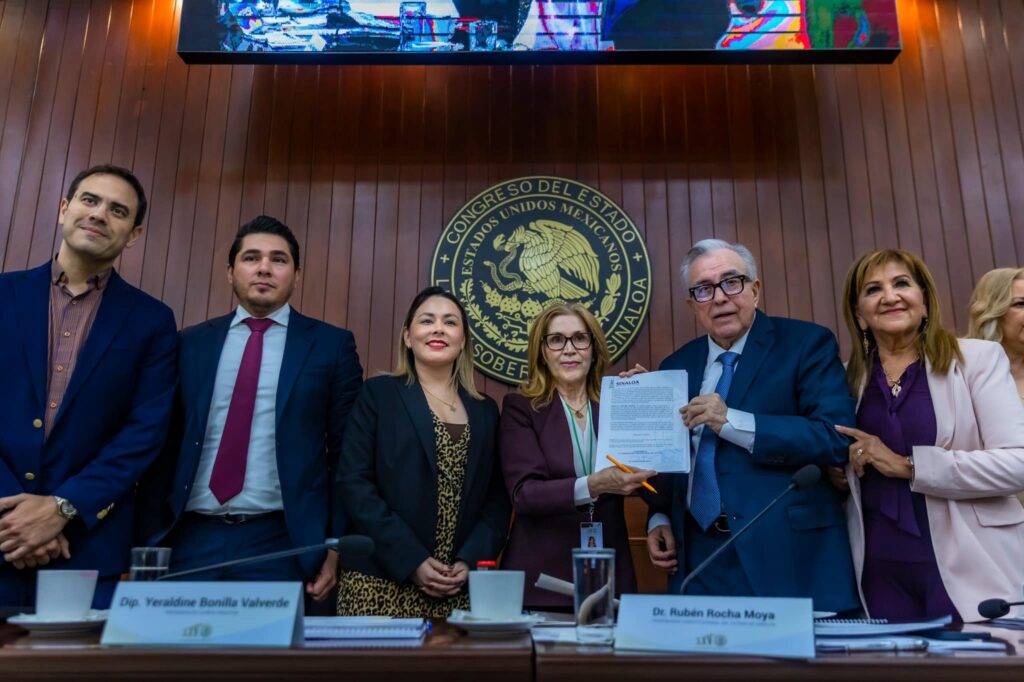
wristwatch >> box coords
[905,456,916,483]
[54,496,77,520]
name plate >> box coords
[615,594,814,659]
[101,582,303,647]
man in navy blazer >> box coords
[0,165,178,609]
[645,239,859,612]
[139,216,362,601]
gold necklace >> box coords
[422,384,457,413]
[882,359,915,398]
[559,393,588,419]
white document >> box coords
[595,371,690,473]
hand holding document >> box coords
[595,371,690,473]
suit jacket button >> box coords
[97,509,108,520]
[32,419,43,428]
[24,472,35,481]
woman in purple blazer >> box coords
[499,303,654,610]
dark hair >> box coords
[65,165,148,227]
[228,215,301,269]
[393,286,482,400]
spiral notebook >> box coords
[814,615,951,636]
[303,616,427,640]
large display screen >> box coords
[178,0,900,64]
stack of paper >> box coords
[814,615,951,636]
[303,617,427,647]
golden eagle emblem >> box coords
[485,219,600,300]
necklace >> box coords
[882,359,915,398]
[422,384,457,413]
[559,393,588,419]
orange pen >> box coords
[606,455,658,494]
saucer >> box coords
[7,610,109,637]
[448,610,541,637]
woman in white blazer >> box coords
[834,249,1024,622]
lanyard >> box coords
[564,399,595,477]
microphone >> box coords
[157,535,374,581]
[679,464,821,595]
[978,598,1024,620]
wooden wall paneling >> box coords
[205,64,254,319]
[749,66,786,318]
[706,68,737,246]
[791,66,841,334]
[109,0,156,171]
[235,66,274,251]
[663,67,697,352]
[29,0,98,267]
[301,65,342,324]
[0,0,41,266]
[771,67,814,324]
[896,0,956,330]
[414,64,446,306]
[0,1,27,152]
[640,67,673,371]
[916,0,975,331]
[179,64,231,329]
[810,64,856,336]
[87,0,133,169]
[135,0,187,301]
[2,0,72,272]
[682,67,713,249]
[348,65,383,374]
[933,0,997,293]
[262,66,298,222]
[981,0,1024,267]
[366,64,402,383]
[957,0,1017,270]
[834,65,875,259]
[856,65,899,247]
[618,69,651,373]
[1001,0,1024,263]
[281,65,317,314]
[322,66,360,333]
[160,61,211,322]
[391,66,426,354]
[875,47,924,256]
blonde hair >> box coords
[968,268,1024,343]
[392,286,482,400]
[520,302,609,411]
[842,249,962,393]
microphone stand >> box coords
[678,481,797,595]
[157,539,339,581]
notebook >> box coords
[814,615,952,637]
[303,616,428,640]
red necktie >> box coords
[208,317,275,504]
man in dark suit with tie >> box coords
[645,238,860,612]
[0,165,178,609]
[139,215,362,601]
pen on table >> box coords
[606,455,657,494]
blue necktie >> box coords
[690,351,740,531]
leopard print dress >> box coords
[337,415,472,617]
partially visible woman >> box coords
[835,249,1024,622]
[968,268,1024,401]
[499,303,654,610]
[337,287,510,617]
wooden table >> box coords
[534,625,1024,682]
[0,622,533,682]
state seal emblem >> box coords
[431,177,651,385]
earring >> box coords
[861,329,870,356]
[921,316,929,332]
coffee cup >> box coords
[468,570,524,620]
[35,569,98,620]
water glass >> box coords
[572,547,615,644]
[129,547,172,581]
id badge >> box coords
[580,522,604,548]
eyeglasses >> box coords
[689,275,749,303]
[543,331,593,351]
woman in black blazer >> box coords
[337,287,510,617]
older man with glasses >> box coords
[642,239,860,613]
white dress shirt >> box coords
[186,304,290,514]
[648,329,757,532]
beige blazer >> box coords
[846,339,1024,622]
